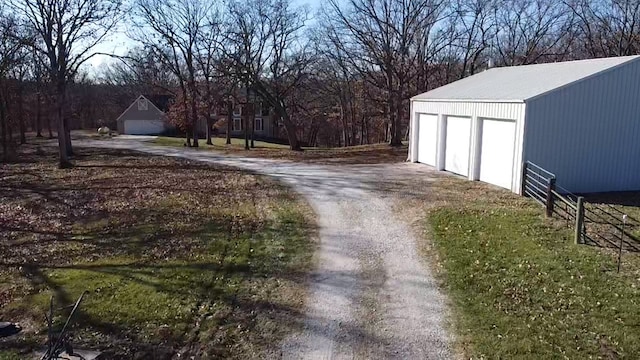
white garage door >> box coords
[444,116,471,176]
[417,113,438,166]
[124,120,165,135]
[479,119,516,189]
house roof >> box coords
[116,95,169,122]
[412,56,640,102]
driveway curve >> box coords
[79,139,452,359]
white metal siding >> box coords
[524,59,640,193]
[417,114,438,165]
[479,118,517,189]
[444,116,471,176]
[410,100,526,193]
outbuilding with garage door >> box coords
[116,95,172,135]
[409,55,640,194]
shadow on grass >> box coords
[152,136,409,164]
[0,146,317,359]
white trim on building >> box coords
[410,56,640,194]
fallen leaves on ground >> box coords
[0,145,316,359]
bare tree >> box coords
[195,11,226,145]
[0,7,28,160]
[492,0,574,66]
[450,0,495,78]
[14,0,124,167]
[134,0,217,147]
[323,0,445,146]
[566,0,640,58]
[313,30,362,146]
[28,50,49,138]
[99,47,179,95]
[225,0,312,151]
[9,58,29,144]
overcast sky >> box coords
[85,0,323,75]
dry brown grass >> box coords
[0,144,316,359]
[153,136,409,164]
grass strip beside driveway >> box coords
[151,136,408,164]
[426,178,640,359]
[0,146,316,359]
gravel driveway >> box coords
[80,139,452,359]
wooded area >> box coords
[2,0,640,166]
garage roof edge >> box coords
[411,56,640,102]
[116,95,166,122]
[410,98,525,103]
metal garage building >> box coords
[409,55,640,194]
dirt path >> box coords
[80,139,452,359]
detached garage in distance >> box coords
[409,55,640,194]
[116,95,171,135]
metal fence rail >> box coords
[522,161,640,253]
[551,190,577,228]
[582,204,640,252]
[523,162,556,207]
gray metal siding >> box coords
[116,99,166,134]
[525,59,640,193]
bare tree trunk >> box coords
[56,86,71,168]
[36,92,43,137]
[192,124,199,147]
[360,116,365,145]
[281,111,301,151]
[339,101,348,147]
[186,128,192,147]
[191,110,199,148]
[341,117,348,147]
[47,111,53,138]
[388,93,402,146]
[206,115,213,145]
[64,116,73,156]
[250,102,255,148]
[244,102,250,150]
[364,116,370,144]
[19,98,26,145]
[1,93,7,161]
[16,84,26,145]
[226,101,232,145]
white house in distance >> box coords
[409,55,640,194]
[117,93,280,139]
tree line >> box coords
[2,0,640,166]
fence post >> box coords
[546,178,556,217]
[618,214,627,273]
[575,197,584,245]
[521,162,527,195]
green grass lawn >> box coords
[153,136,289,149]
[0,146,315,359]
[425,178,640,359]
[151,136,408,164]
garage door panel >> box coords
[444,116,471,176]
[124,120,165,135]
[417,114,438,166]
[479,119,516,189]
